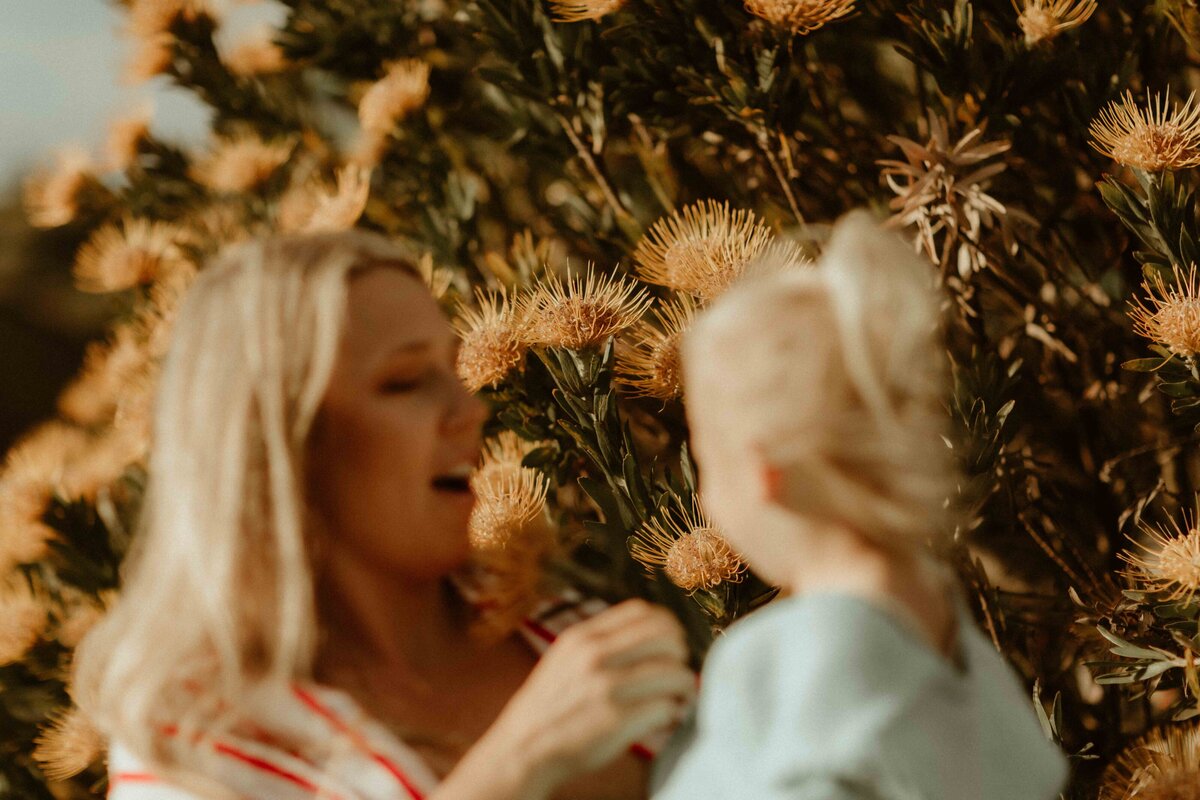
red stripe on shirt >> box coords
[153,725,344,800]
[293,685,427,800]
[108,771,159,797]
[212,740,339,797]
[521,617,558,644]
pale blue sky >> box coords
[1,1,283,190]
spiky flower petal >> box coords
[33,707,105,781]
[74,217,188,293]
[0,481,55,573]
[1090,90,1200,173]
[615,296,697,400]
[223,26,288,76]
[1100,722,1200,800]
[475,431,547,485]
[525,268,650,350]
[23,147,94,229]
[191,132,295,193]
[1121,512,1200,604]
[0,582,48,666]
[634,201,803,300]
[550,0,625,22]
[1129,265,1200,358]
[359,59,431,137]
[278,166,372,234]
[105,103,153,172]
[123,0,216,83]
[58,325,152,427]
[630,499,746,592]
[454,291,529,393]
[469,465,550,550]
[1014,0,1096,45]
[744,0,855,35]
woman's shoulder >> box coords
[106,742,204,800]
[104,681,442,800]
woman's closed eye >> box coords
[380,370,427,393]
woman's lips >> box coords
[431,475,472,493]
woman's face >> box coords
[307,268,487,578]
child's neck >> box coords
[782,526,957,658]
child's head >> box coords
[682,210,954,577]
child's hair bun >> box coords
[683,210,954,549]
[821,209,944,428]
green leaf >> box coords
[1122,357,1172,372]
[1097,627,1167,660]
[1158,380,1197,398]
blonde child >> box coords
[651,211,1068,800]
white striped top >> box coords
[107,594,659,800]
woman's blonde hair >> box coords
[73,230,420,792]
[683,210,955,551]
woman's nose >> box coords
[442,377,488,435]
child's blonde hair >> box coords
[73,230,420,795]
[683,210,954,552]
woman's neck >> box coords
[313,546,476,688]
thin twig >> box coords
[759,134,805,226]
[553,110,634,226]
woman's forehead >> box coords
[342,269,449,351]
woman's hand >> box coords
[436,599,695,800]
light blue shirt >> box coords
[652,593,1067,800]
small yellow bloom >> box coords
[0,581,48,666]
[525,267,651,350]
[1090,89,1200,173]
[123,0,216,83]
[469,465,550,550]
[1121,512,1200,604]
[105,103,153,172]
[1129,265,1200,358]
[33,706,106,781]
[191,132,295,193]
[1099,722,1200,800]
[549,0,625,23]
[455,290,530,393]
[1013,0,1096,46]
[223,26,288,76]
[278,166,372,234]
[23,146,94,229]
[630,499,745,592]
[476,431,546,484]
[0,480,56,573]
[634,200,802,300]
[743,0,855,35]
[615,296,697,401]
[359,59,431,137]
[58,325,152,427]
[74,217,188,293]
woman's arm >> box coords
[432,600,693,800]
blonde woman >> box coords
[74,231,694,800]
[651,211,1068,799]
